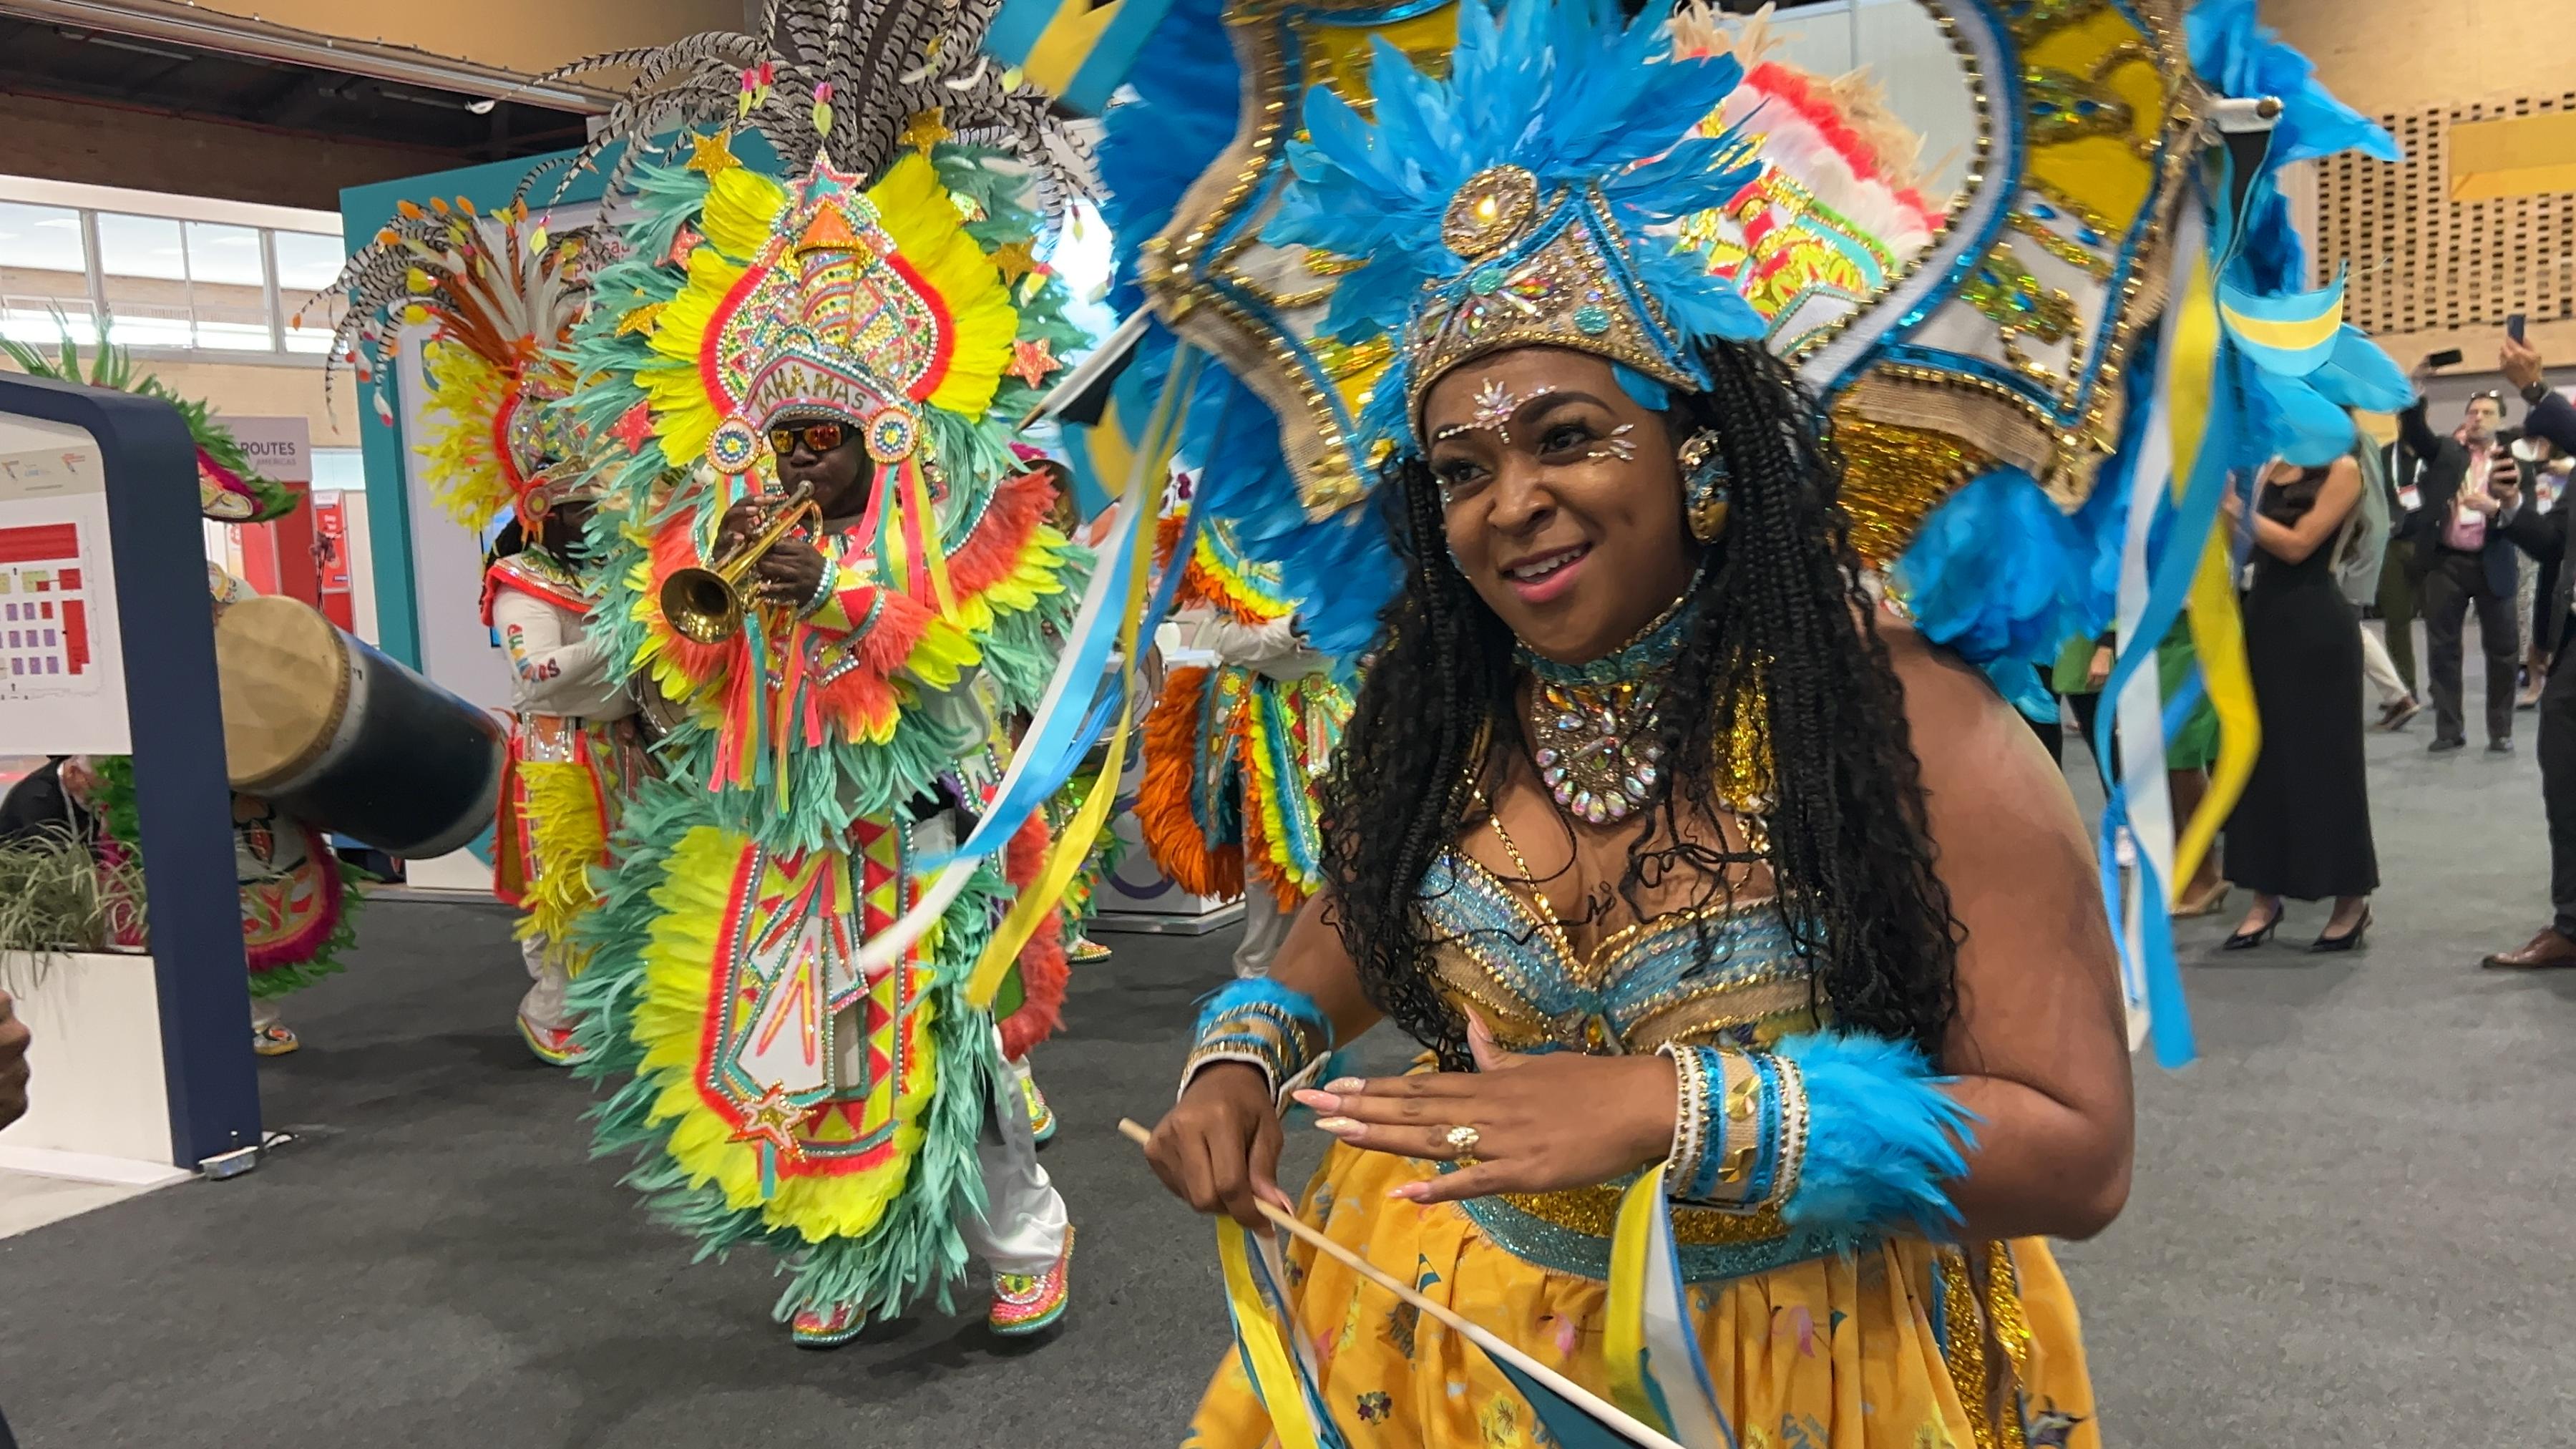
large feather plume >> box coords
[1265,0,1764,351]
[506,0,1094,220]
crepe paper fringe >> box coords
[511,758,612,972]
[87,758,362,995]
[1156,515,1296,628]
[570,778,1019,1323]
[1240,676,1336,909]
[620,468,1084,859]
[419,339,527,533]
[1139,663,1339,912]
[1044,771,1127,937]
[1774,1031,1976,1235]
[1138,665,1246,902]
[997,811,1069,1060]
[244,854,367,1000]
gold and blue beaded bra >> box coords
[1415,847,1855,1283]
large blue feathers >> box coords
[1267,0,1760,350]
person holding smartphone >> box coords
[2399,356,2524,754]
[2484,333,2576,967]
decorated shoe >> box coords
[790,1301,866,1350]
[1023,1073,1057,1145]
[516,1013,585,1068]
[1067,935,1113,963]
[251,1023,301,1057]
[988,1225,1073,1337]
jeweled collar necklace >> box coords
[1516,575,1702,826]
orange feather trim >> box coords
[804,585,937,745]
[997,810,1068,1060]
[1156,513,1284,625]
[946,468,1058,602]
[1136,665,1245,900]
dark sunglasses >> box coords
[769,420,847,457]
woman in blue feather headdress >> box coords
[1144,1,2132,1444]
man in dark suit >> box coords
[2484,335,2576,967]
[2399,374,2522,752]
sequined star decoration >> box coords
[990,238,1040,286]
[685,130,741,177]
[615,301,665,336]
[610,401,656,456]
[1435,380,1558,445]
[898,106,951,155]
[1007,338,1062,388]
[728,1083,810,1156]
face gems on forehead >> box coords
[1586,423,1637,464]
[1434,379,1561,447]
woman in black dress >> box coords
[2223,456,2377,950]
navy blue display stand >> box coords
[0,374,260,1169]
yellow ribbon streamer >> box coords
[2170,253,2261,897]
[1603,1165,1665,1430]
[1214,1219,1337,1449]
[963,355,1191,1006]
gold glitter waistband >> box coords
[1457,1173,1851,1282]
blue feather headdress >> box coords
[1266,0,1765,458]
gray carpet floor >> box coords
[5,665,2574,1445]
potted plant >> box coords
[0,824,179,1171]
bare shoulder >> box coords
[1873,608,2082,836]
[1877,611,2022,754]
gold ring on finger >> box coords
[1443,1123,1481,1165]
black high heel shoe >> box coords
[2311,907,2371,953]
[2223,906,2283,950]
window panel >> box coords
[184,222,269,351]
[0,201,93,344]
[94,211,191,348]
[273,230,346,356]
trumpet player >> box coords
[562,137,1094,1351]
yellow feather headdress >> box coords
[640,152,1020,479]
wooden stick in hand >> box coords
[1113,1119,1685,1449]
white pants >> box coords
[1234,887,1295,979]
[519,935,573,1032]
[960,1037,1067,1277]
[2359,621,2410,708]
[249,995,282,1032]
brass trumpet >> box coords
[660,484,824,644]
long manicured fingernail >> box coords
[1315,1116,1363,1137]
[1324,1077,1366,1094]
[1388,1182,1428,1201]
[1291,1088,1339,1112]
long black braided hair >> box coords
[1313,339,1960,1071]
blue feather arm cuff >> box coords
[1182,977,1337,1109]
[1661,1032,1976,1235]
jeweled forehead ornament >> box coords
[1432,379,1560,447]
[1399,169,1760,452]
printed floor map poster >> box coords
[0,414,128,753]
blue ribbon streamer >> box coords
[919,365,1221,872]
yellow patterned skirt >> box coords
[1185,1141,2099,1449]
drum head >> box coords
[216,595,351,793]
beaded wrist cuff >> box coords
[1181,979,1335,1111]
[798,557,840,618]
[1659,1043,1812,1213]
